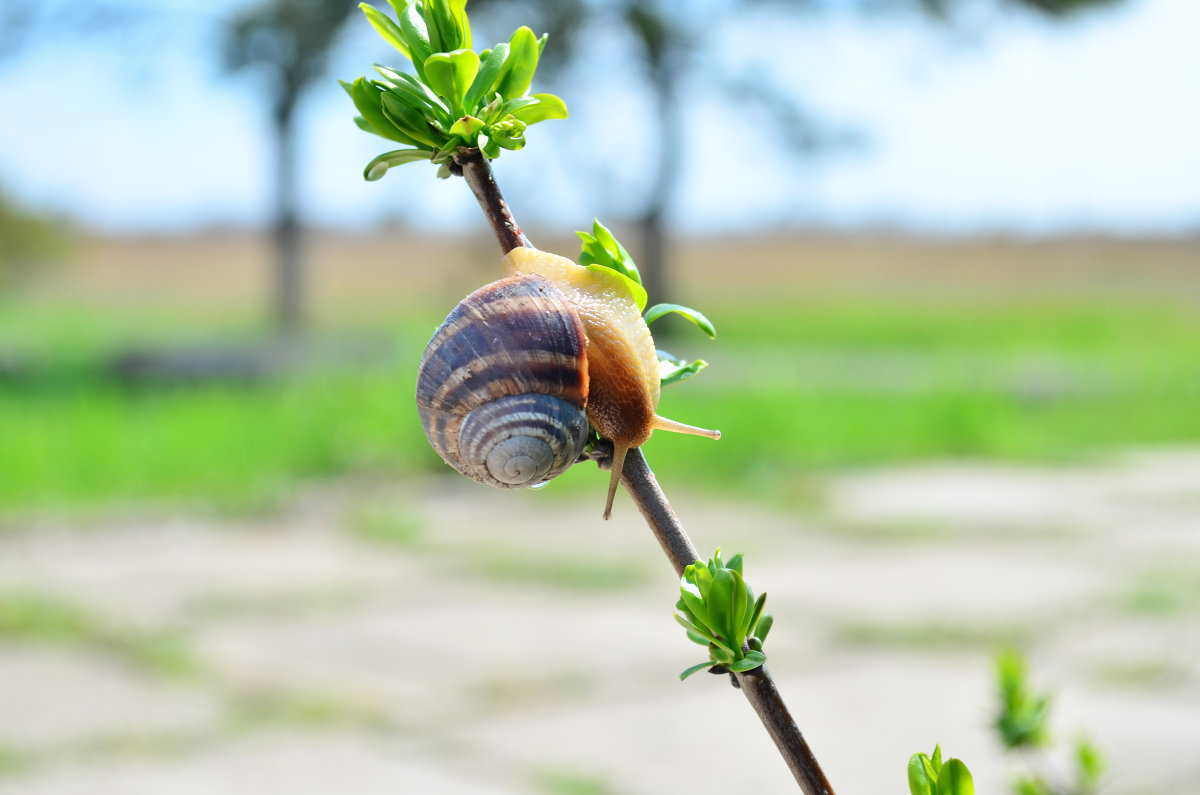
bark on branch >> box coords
[455,150,835,794]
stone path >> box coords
[1,449,1198,793]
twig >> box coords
[619,447,835,795]
[456,150,836,795]
[454,149,530,252]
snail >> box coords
[416,246,720,519]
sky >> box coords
[0,0,1197,237]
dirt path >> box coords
[1,450,1197,794]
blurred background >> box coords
[1,0,1198,793]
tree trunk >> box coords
[636,53,682,313]
[273,88,303,338]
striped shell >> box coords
[415,273,591,488]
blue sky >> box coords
[0,0,1197,236]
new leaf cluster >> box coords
[674,549,772,681]
[344,0,568,180]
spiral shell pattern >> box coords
[416,274,591,488]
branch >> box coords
[453,149,530,253]
[618,447,836,795]
[456,149,836,795]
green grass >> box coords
[349,502,428,549]
[465,545,651,591]
[834,619,1034,650]
[0,590,205,679]
[532,768,614,795]
[3,289,1200,515]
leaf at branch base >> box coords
[363,148,432,180]
[679,661,715,681]
[656,349,708,388]
[510,93,568,125]
[644,303,716,338]
[729,650,766,673]
[344,78,422,145]
[360,3,411,59]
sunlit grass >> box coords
[0,590,205,679]
[4,268,1200,515]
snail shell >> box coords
[416,273,591,488]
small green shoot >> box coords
[674,549,771,680]
[994,649,1051,750]
[657,349,708,388]
[990,651,1107,795]
[908,745,975,795]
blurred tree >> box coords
[222,0,359,337]
[467,0,1126,307]
[0,189,69,290]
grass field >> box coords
[2,230,1198,516]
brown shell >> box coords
[415,274,591,488]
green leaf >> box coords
[463,43,509,114]
[755,613,773,643]
[729,571,749,648]
[746,592,767,639]
[679,661,714,681]
[479,132,500,159]
[449,115,485,137]
[363,148,431,180]
[398,3,433,80]
[497,95,539,117]
[449,0,471,49]
[685,630,709,646]
[994,650,1051,749]
[577,220,643,291]
[644,303,716,338]
[380,92,440,147]
[673,612,718,646]
[423,49,480,115]
[729,650,766,673]
[907,754,936,795]
[374,65,451,120]
[360,3,411,59]
[932,745,942,771]
[344,78,422,145]
[937,759,974,795]
[656,349,708,388]
[509,93,568,124]
[705,568,738,644]
[678,583,713,632]
[1074,736,1105,791]
[496,25,539,100]
[725,553,743,574]
[422,0,464,53]
[921,755,939,782]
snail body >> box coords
[418,246,719,518]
